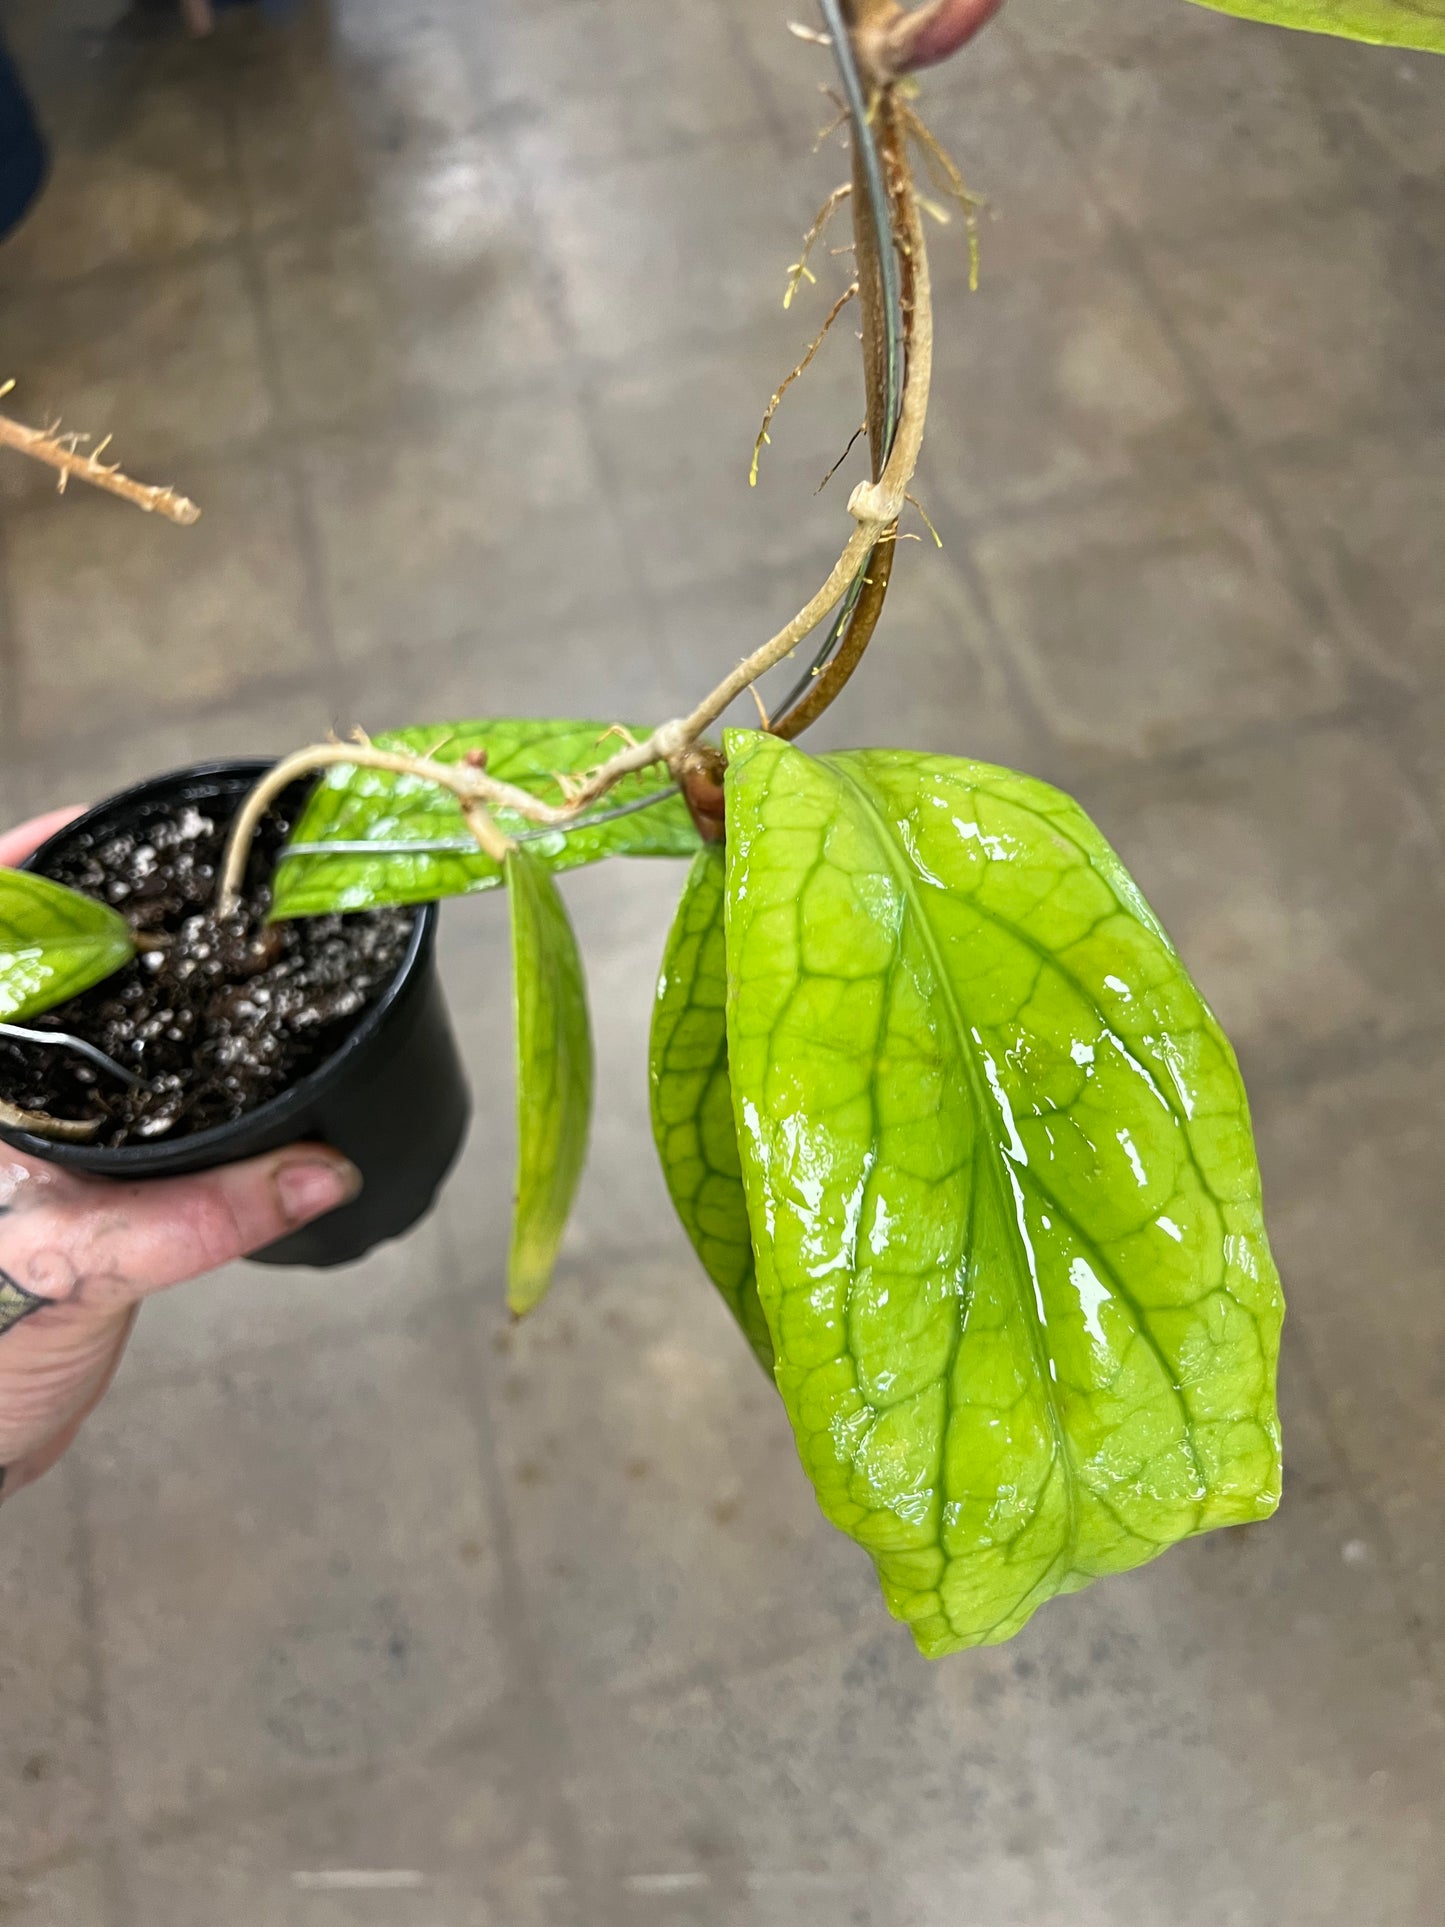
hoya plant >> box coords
[1,0,1435,1651]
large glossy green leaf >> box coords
[650,848,774,1369]
[1184,0,1445,52]
[0,869,135,1023]
[272,719,700,917]
[506,847,593,1316]
[722,731,1283,1657]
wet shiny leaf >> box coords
[0,869,135,1023]
[271,719,699,917]
[722,732,1284,1656]
[507,847,593,1316]
[650,847,774,1369]
[1184,0,1445,52]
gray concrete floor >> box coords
[1,0,1443,1921]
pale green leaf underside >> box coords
[272,719,699,918]
[507,847,593,1316]
[722,732,1283,1657]
[650,848,774,1370]
[0,868,135,1023]
[1185,0,1445,52]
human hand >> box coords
[0,810,360,1500]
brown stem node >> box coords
[678,745,727,845]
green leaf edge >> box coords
[0,868,137,1024]
[719,729,1284,1657]
[649,846,775,1370]
[1183,0,1445,54]
[270,719,700,919]
[506,846,595,1317]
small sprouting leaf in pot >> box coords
[271,719,700,918]
[0,869,136,1024]
[506,846,594,1316]
[650,846,774,1370]
[721,731,1284,1656]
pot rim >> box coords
[1,757,435,1168]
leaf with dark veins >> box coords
[272,719,699,918]
[651,847,774,1369]
[722,732,1283,1656]
[0,869,135,1024]
[507,847,593,1317]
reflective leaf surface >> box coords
[650,847,774,1369]
[272,720,699,917]
[507,847,593,1316]
[722,732,1284,1655]
[0,868,136,1023]
[1184,0,1445,52]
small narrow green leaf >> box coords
[271,719,700,918]
[650,848,774,1370]
[0,869,136,1023]
[1184,0,1445,53]
[722,732,1284,1657]
[506,846,593,1316]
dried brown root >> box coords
[900,102,984,291]
[818,420,868,494]
[0,382,201,525]
[784,183,853,309]
[751,283,859,488]
[906,490,944,547]
[813,85,851,152]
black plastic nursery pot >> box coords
[0,761,471,1268]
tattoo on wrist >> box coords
[0,1268,46,1339]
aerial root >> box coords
[0,379,201,524]
[784,182,852,309]
[905,491,944,547]
[751,282,859,488]
[900,102,984,291]
[813,84,849,151]
[817,419,867,494]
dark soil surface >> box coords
[0,797,413,1146]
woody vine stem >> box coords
[217,0,954,916]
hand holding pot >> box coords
[0,812,360,1502]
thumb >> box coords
[0,805,85,868]
[2,1146,362,1312]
